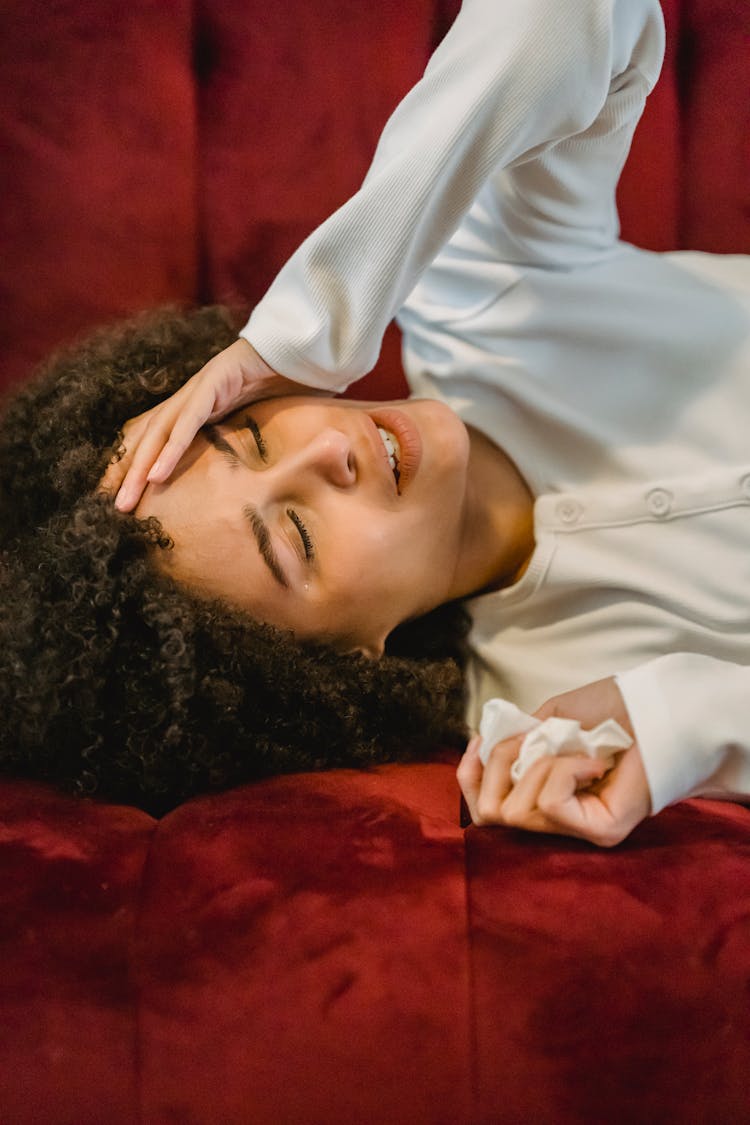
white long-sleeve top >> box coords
[241,0,750,816]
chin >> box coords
[412,398,470,465]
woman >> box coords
[4,0,750,837]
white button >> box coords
[647,488,673,517]
[741,474,750,500]
[555,499,583,525]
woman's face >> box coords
[135,396,472,653]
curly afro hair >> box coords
[0,307,469,814]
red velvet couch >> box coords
[2,2,750,1122]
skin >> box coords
[130,395,536,655]
[458,677,651,845]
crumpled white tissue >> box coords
[478,698,633,783]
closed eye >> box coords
[203,424,240,467]
[287,508,314,561]
[245,414,268,461]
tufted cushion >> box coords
[2,774,749,1123]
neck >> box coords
[448,425,535,601]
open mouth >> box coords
[376,425,401,486]
[369,406,422,493]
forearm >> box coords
[242,0,622,391]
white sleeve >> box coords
[241,0,646,392]
[616,654,750,814]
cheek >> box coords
[317,516,394,596]
[319,486,464,603]
[335,520,431,605]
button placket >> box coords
[555,498,583,526]
[646,488,673,518]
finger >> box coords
[473,735,525,825]
[114,418,180,511]
[112,379,214,509]
[575,744,651,839]
[495,755,558,826]
[500,755,608,836]
[100,451,130,496]
[99,415,150,496]
[144,390,220,486]
[456,735,483,823]
[533,756,609,828]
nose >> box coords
[289,428,356,489]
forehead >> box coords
[132,410,368,634]
[134,429,277,581]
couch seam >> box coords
[192,0,212,307]
[129,811,166,1125]
[462,824,481,1124]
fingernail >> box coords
[146,459,162,482]
[114,485,131,511]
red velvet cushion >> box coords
[466,798,750,1123]
[2,774,750,1123]
[0,782,153,1124]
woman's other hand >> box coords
[101,338,331,511]
[457,677,652,847]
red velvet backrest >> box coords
[617,0,750,254]
[0,0,197,390]
[1,0,748,397]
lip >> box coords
[363,415,399,494]
[368,407,422,494]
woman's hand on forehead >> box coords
[100,338,330,511]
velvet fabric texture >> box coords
[2,1,750,1121]
[2,0,749,394]
[2,774,750,1124]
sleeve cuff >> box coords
[238,321,352,395]
[616,654,750,814]
[615,659,684,814]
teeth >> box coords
[377,426,401,478]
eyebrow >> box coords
[243,504,290,589]
[204,424,239,467]
[204,426,290,588]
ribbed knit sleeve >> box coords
[241,0,629,391]
[616,655,750,814]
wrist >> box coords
[236,337,335,403]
